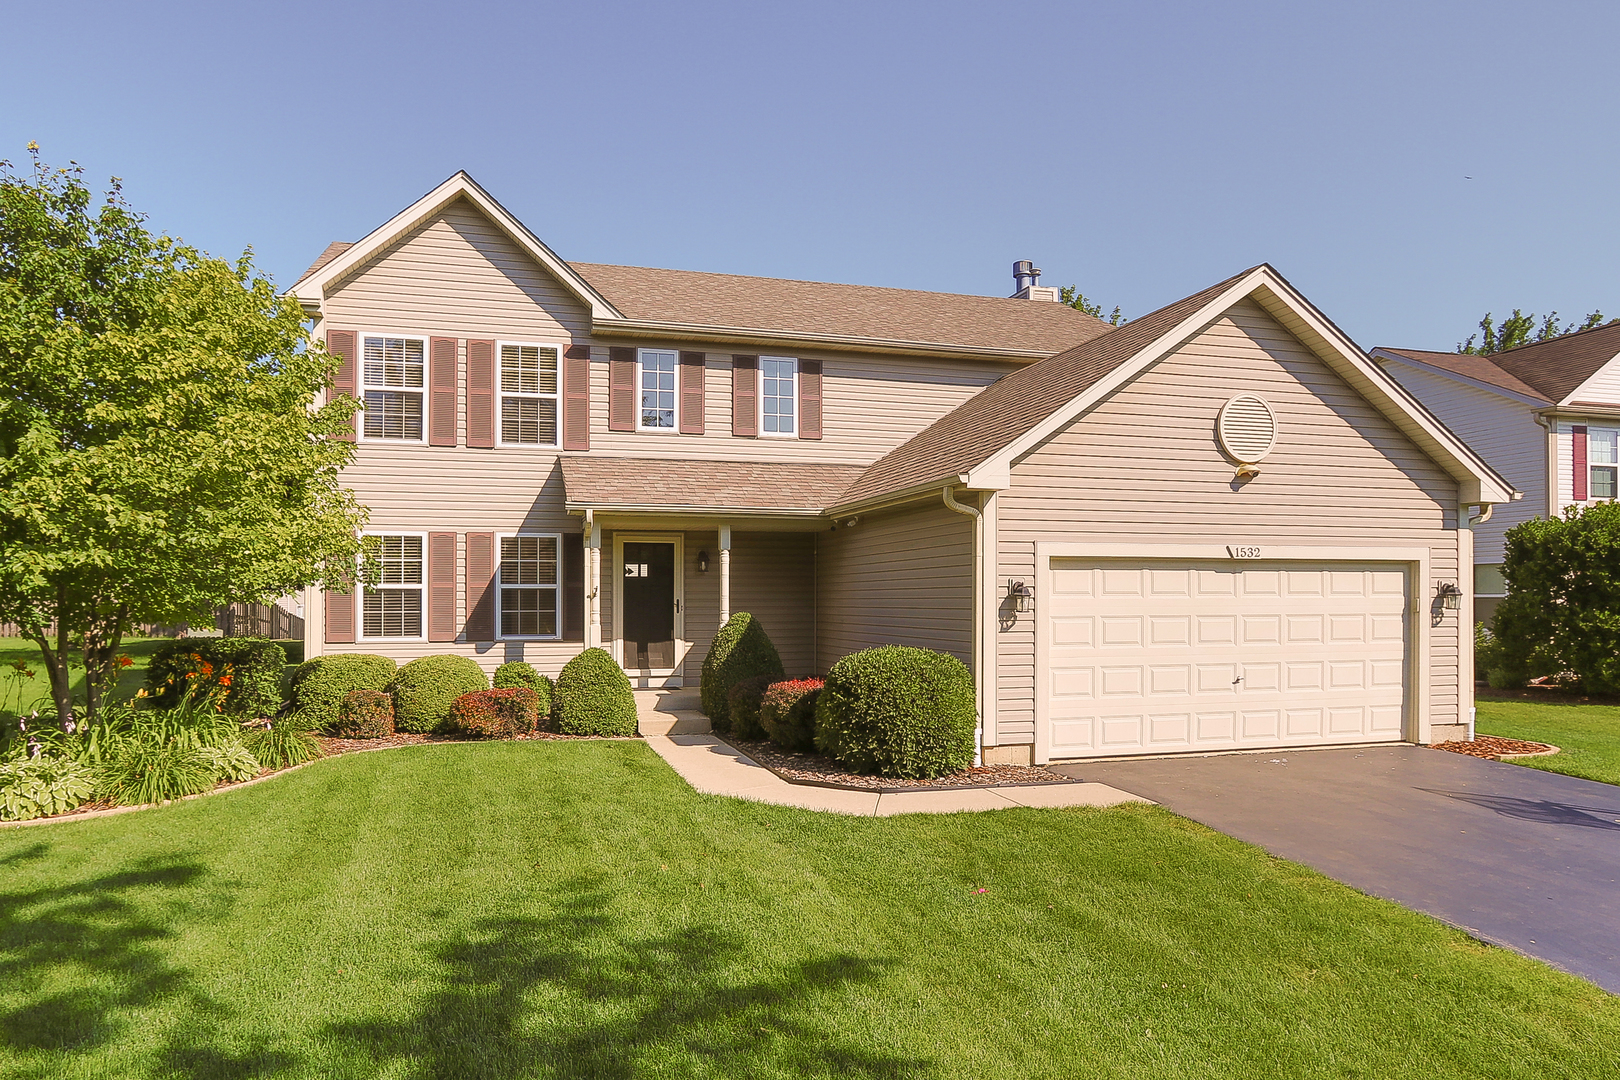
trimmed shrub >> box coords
[700,613,785,731]
[760,678,822,752]
[388,655,490,734]
[726,674,776,741]
[450,688,541,738]
[288,654,397,731]
[334,689,395,738]
[494,661,554,720]
[148,637,287,718]
[554,648,637,736]
[814,646,975,779]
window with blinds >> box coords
[499,343,560,445]
[499,534,559,638]
[362,535,424,637]
[362,336,426,441]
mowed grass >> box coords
[0,637,169,716]
[2,742,1617,1079]
[1476,696,1620,787]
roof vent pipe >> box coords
[1012,260,1041,295]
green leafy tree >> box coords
[0,147,366,725]
[1458,308,1613,355]
[1490,502,1620,693]
[1059,285,1126,326]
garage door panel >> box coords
[1046,557,1408,758]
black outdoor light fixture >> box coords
[697,550,709,574]
[1436,582,1462,610]
[1008,579,1033,613]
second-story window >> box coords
[362,336,425,441]
[1591,427,1617,499]
[639,349,677,430]
[761,356,797,436]
[500,343,559,445]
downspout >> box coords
[943,485,984,766]
[1533,413,1556,518]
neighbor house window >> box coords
[499,343,559,445]
[761,356,797,436]
[498,534,559,638]
[1590,427,1617,499]
[363,535,424,638]
[361,336,425,441]
[638,349,677,430]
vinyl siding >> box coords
[995,299,1463,746]
[1564,354,1620,404]
[1551,417,1620,512]
[816,501,972,672]
[1380,361,1547,563]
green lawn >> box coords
[0,637,170,718]
[1476,695,1620,787]
[1,742,1615,1079]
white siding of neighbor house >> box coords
[1562,353,1620,405]
[816,501,973,673]
[994,299,1465,747]
[1379,361,1547,564]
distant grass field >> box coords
[0,637,169,718]
[1476,695,1620,787]
[1,740,1616,1079]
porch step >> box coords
[634,689,711,737]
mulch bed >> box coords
[715,734,1073,792]
[1430,735,1558,760]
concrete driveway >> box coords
[1050,745,1620,993]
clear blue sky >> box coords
[5,0,1615,350]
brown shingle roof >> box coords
[833,267,1259,508]
[569,262,1113,356]
[559,456,868,513]
[294,241,354,287]
[1377,322,1620,404]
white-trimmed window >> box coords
[499,342,559,446]
[361,336,426,441]
[362,534,425,638]
[498,533,560,639]
[1590,427,1617,500]
[761,356,797,436]
[638,349,678,431]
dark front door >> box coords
[622,542,676,670]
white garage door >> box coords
[1043,559,1409,759]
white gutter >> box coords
[942,486,984,766]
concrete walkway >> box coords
[633,690,1148,816]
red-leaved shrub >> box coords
[334,688,395,738]
[449,688,541,738]
[759,678,822,752]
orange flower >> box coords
[116,655,134,668]
[219,675,233,687]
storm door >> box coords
[619,538,682,679]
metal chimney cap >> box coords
[1012,260,1034,276]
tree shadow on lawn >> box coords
[325,877,933,1080]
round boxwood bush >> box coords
[388,655,490,734]
[449,687,541,738]
[334,688,395,738]
[725,673,776,741]
[760,678,822,752]
[288,654,397,731]
[494,660,554,720]
[813,646,976,778]
[554,648,637,736]
[700,612,785,731]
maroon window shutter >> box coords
[679,351,706,434]
[465,532,495,641]
[429,338,458,447]
[563,345,591,450]
[732,355,758,437]
[428,532,457,642]
[324,584,355,644]
[608,347,637,431]
[1573,425,1589,501]
[466,339,496,448]
[562,532,585,642]
[327,329,358,443]
[798,358,823,440]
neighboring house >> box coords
[292,172,1512,763]
[1373,324,1620,624]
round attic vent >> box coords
[1216,394,1278,463]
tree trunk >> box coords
[31,592,74,727]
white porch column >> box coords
[719,523,732,624]
[586,511,601,649]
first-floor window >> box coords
[639,349,677,429]
[499,535,559,638]
[761,356,797,435]
[1590,427,1616,499]
[363,535,424,637]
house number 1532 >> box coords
[1226,545,1262,559]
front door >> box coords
[618,537,683,684]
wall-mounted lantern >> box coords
[1436,582,1462,610]
[697,550,710,574]
[1008,579,1034,613]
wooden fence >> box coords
[1,604,303,642]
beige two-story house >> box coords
[293,173,1512,763]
